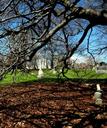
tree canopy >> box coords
[0,0,107,75]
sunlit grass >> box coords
[66,69,107,79]
[0,69,107,85]
[0,70,37,85]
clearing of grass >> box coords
[0,69,107,85]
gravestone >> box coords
[37,68,44,78]
[94,84,103,105]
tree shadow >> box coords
[0,82,107,128]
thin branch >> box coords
[87,28,96,65]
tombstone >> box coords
[37,68,44,79]
[37,57,44,79]
[94,84,103,105]
[95,98,103,105]
[96,84,101,91]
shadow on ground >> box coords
[0,80,107,128]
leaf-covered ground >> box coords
[0,81,107,128]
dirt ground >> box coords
[0,81,107,128]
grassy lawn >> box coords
[66,69,107,79]
[0,69,107,85]
[0,71,37,85]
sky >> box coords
[0,0,107,64]
[71,54,87,63]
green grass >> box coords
[0,71,37,85]
[0,69,107,85]
[66,69,107,79]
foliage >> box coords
[0,0,107,77]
